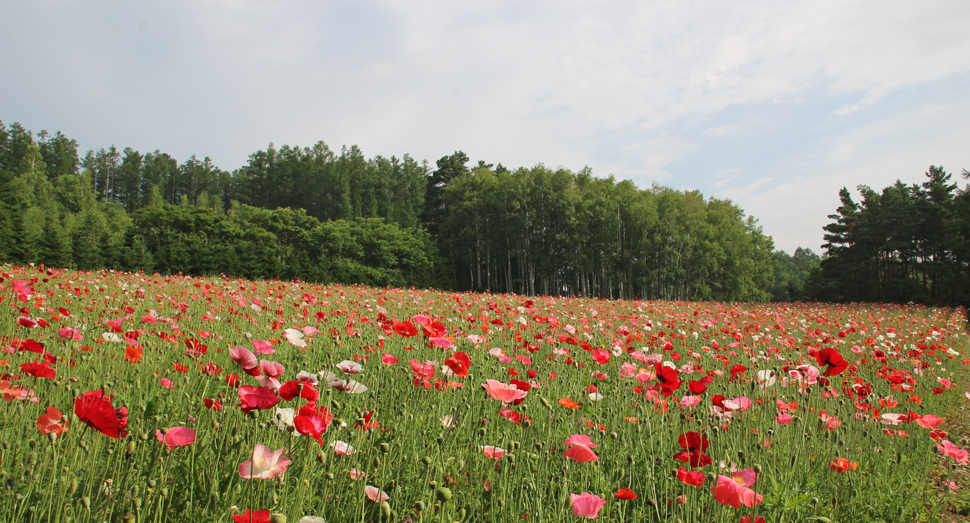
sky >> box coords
[2,0,969,254]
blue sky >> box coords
[2,0,969,253]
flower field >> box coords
[1,265,969,523]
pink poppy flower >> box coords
[230,346,259,369]
[336,360,363,374]
[430,337,453,349]
[481,445,507,459]
[776,412,793,425]
[57,327,84,340]
[723,396,753,411]
[679,396,701,409]
[563,434,598,448]
[939,440,970,464]
[712,470,763,508]
[564,445,599,462]
[349,469,366,480]
[381,353,399,366]
[331,440,355,455]
[820,413,842,431]
[160,378,174,389]
[251,340,275,355]
[619,362,638,377]
[570,492,607,519]
[916,414,945,429]
[482,379,528,405]
[156,427,197,449]
[238,445,291,479]
[365,485,390,502]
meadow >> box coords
[1,265,968,523]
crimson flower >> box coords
[655,364,682,396]
[673,432,713,467]
[688,380,707,395]
[20,360,56,380]
[74,390,128,438]
[232,508,270,523]
[237,385,281,414]
[393,322,418,337]
[613,488,637,500]
[278,380,320,403]
[294,412,333,445]
[203,398,223,411]
[676,466,706,486]
[444,351,471,377]
[816,348,849,376]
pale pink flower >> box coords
[619,362,638,377]
[679,396,701,409]
[364,485,389,502]
[481,445,506,459]
[712,471,763,508]
[482,379,528,405]
[230,346,259,368]
[820,413,842,431]
[331,441,355,455]
[336,360,363,374]
[57,327,83,341]
[723,396,753,411]
[238,445,291,479]
[348,469,366,480]
[301,326,319,336]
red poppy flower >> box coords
[673,432,713,467]
[677,466,706,486]
[816,348,849,376]
[232,509,270,523]
[614,488,637,500]
[20,360,56,380]
[278,381,320,403]
[655,364,682,396]
[393,321,418,338]
[237,385,281,414]
[74,390,128,439]
[203,398,223,411]
[294,412,333,445]
[354,411,379,430]
[445,351,471,377]
[688,380,707,395]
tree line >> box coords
[0,120,788,301]
[812,166,970,306]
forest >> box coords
[0,120,828,302]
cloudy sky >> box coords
[2,1,969,253]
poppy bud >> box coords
[414,501,426,513]
[270,515,287,523]
[380,443,389,454]
[422,456,433,466]
[753,464,763,474]
[325,473,334,480]
[134,498,142,510]
[646,497,657,507]
[81,497,91,510]
[379,502,391,518]
[160,488,168,497]
[429,480,438,488]
[436,487,453,502]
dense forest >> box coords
[0,120,812,302]
[812,166,970,306]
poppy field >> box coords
[2,265,969,523]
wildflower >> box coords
[295,411,333,445]
[676,467,705,486]
[20,360,56,380]
[482,379,528,405]
[673,432,713,467]
[828,457,858,472]
[336,360,363,374]
[74,390,128,438]
[331,440,355,455]
[156,427,197,449]
[365,485,390,502]
[570,492,606,519]
[563,434,599,462]
[815,348,849,376]
[36,407,69,437]
[711,469,763,508]
[915,414,945,429]
[481,445,506,459]
[559,398,581,409]
[445,351,471,377]
[232,509,270,523]
[237,385,281,414]
[939,440,970,464]
[613,488,637,500]
[238,445,290,479]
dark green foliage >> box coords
[771,248,820,301]
[814,166,970,305]
[0,119,780,301]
